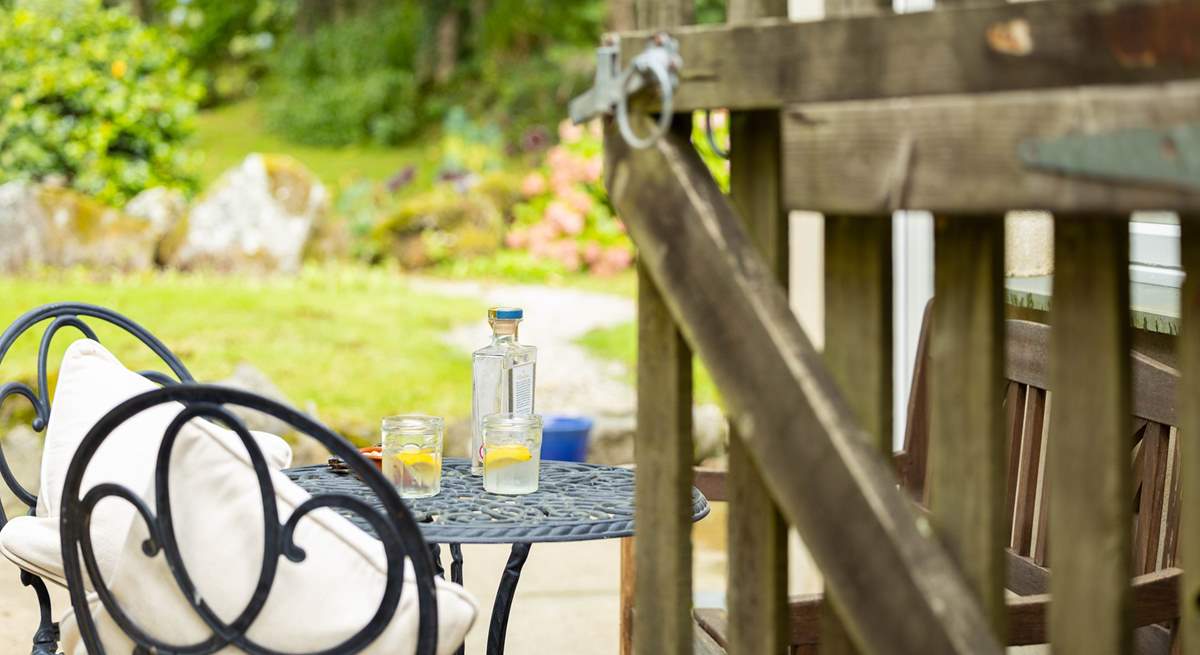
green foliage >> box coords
[0,0,203,205]
[158,0,295,103]
[263,3,425,146]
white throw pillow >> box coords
[58,403,477,655]
[0,339,292,586]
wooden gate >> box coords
[599,0,1200,653]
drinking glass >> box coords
[382,415,444,498]
[482,413,543,495]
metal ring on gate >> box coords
[615,58,674,150]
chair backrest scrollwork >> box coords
[0,302,192,522]
[59,384,438,655]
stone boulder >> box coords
[0,181,164,272]
[0,181,47,273]
[0,426,42,521]
[168,154,327,273]
[215,363,297,437]
[125,187,187,262]
[586,404,728,466]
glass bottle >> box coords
[471,307,536,474]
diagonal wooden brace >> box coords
[604,117,1003,655]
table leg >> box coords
[450,544,465,655]
[486,542,531,655]
[430,543,445,579]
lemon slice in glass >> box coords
[484,444,532,470]
[395,447,439,482]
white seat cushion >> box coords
[58,395,477,654]
[0,339,292,586]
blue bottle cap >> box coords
[489,307,523,320]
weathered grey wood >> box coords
[725,1,790,651]
[1048,217,1132,655]
[821,214,893,654]
[1180,214,1200,654]
[629,1,693,650]
[694,619,727,655]
[635,0,691,31]
[928,216,1007,634]
[635,265,694,655]
[618,1,1200,112]
[781,81,1200,214]
[604,118,1002,655]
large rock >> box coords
[125,187,187,262]
[215,363,297,437]
[168,154,327,273]
[0,181,164,272]
[0,182,46,272]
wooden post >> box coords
[818,0,894,649]
[1048,216,1132,655]
[629,4,693,655]
[927,215,1007,633]
[1180,215,1200,654]
[820,216,893,654]
[726,3,790,654]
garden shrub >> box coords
[263,3,425,147]
[0,0,203,206]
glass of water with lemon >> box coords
[482,413,543,495]
[382,415,443,498]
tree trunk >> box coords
[435,8,462,84]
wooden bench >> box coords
[690,307,1183,653]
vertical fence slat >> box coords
[1180,216,1200,653]
[927,216,1007,633]
[630,4,693,654]
[726,2,790,652]
[818,0,893,647]
[1049,216,1132,655]
[820,214,893,653]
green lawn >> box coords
[193,100,437,190]
[0,266,482,442]
[575,320,721,406]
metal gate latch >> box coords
[568,33,681,149]
[1019,123,1200,193]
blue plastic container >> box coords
[540,414,594,462]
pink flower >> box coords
[603,246,633,271]
[583,156,603,182]
[583,242,602,265]
[707,109,728,130]
[559,120,585,144]
[547,146,571,170]
[520,172,547,198]
[588,120,603,139]
[544,201,584,235]
[561,187,594,215]
[551,239,581,271]
[505,228,529,249]
[614,219,626,233]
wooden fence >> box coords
[604,0,1200,653]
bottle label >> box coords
[511,363,535,414]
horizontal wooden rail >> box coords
[694,565,1182,649]
[781,80,1200,214]
[605,118,1002,655]
[617,0,1200,111]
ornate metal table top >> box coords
[284,458,710,544]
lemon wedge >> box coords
[484,444,532,469]
[395,450,437,468]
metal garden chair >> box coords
[58,383,440,654]
[0,303,194,655]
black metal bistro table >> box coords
[284,457,710,655]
